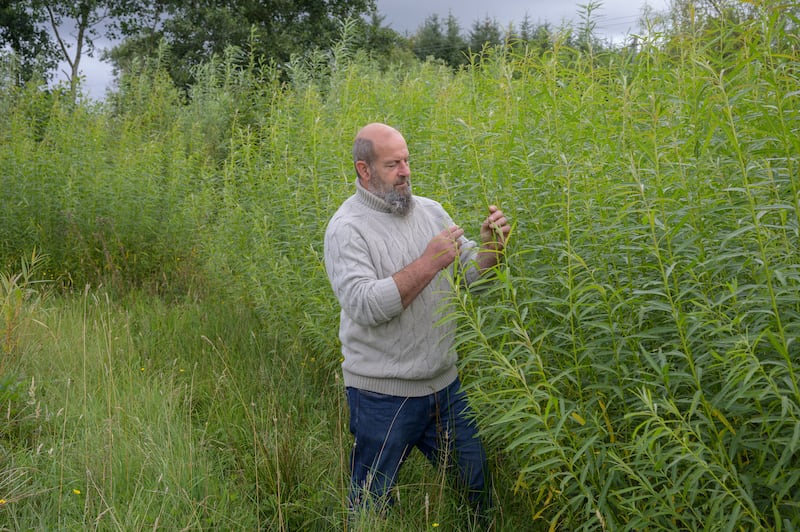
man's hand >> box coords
[478,205,510,270]
[424,225,465,271]
[393,225,464,308]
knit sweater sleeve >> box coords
[324,215,404,327]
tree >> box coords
[443,12,467,67]
[411,12,467,67]
[354,11,413,69]
[518,13,534,42]
[468,16,503,54]
[503,14,552,57]
[0,0,138,94]
[44,1,109,93]
[108,0,376,88]
[412,13,445,62]
[0,0,56,84]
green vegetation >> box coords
[1,2,799,530]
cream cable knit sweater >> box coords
[324,181,481,397]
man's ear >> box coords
[355,160,370,181]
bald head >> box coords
[356,122,403,142]
[352,123,406,168]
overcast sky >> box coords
[69,0,668,99]
[376,0,667,36]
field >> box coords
[2,7,799,530]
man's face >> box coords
[365,133,413,215]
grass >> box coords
[2,3,799,530]
[1,282,522,530]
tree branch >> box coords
[45,5,73,69]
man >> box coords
[323,123,510,518]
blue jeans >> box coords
[345,377,491,513]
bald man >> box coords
[324,123,510,521]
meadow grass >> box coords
[2,4,799,530]
[1,274,521,530]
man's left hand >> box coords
[480,205,511,251]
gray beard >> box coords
[385,189,413,216]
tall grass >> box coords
[1,3,798,530]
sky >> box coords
[375,0,667,36]
[65,0,668,100]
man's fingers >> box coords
[490,216,507,228]
[442,225,464,240]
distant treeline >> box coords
[1,0,790,94]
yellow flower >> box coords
[73,489,81,495]
[432,524,439,528]
[0,499,7,505]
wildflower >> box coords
[73,489,81,495]
[432,524,439,528]
[0,499,7,505]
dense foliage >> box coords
[0,0,378,91]
[1,1,799,529]
[106,0,377,87]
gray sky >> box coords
[375,0,668,36]
[71,0,668,99]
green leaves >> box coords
[1,1,799,528]
[442,6,800,530]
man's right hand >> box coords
[393,225,464,308]
[424,226,464,271]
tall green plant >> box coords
[448,6,800,529]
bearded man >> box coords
[323,123,511,521]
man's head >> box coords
[353,123,413,215]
